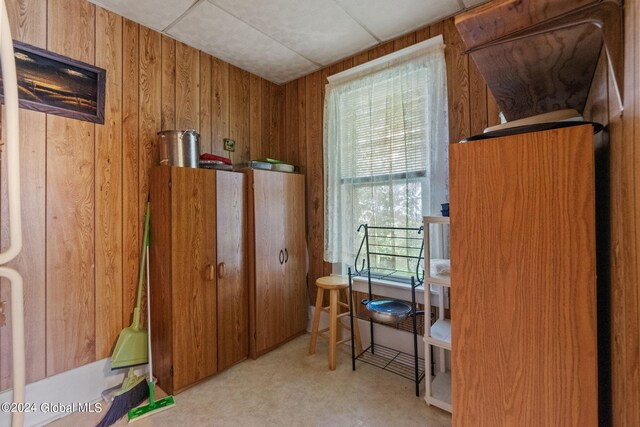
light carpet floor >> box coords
[49,334,451,426]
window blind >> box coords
[323,36,449,265]
[342,74,429,180]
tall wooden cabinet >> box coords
[150,166,217,395]
[449,125,598,426]
[150,167,248,394]
[216,171,248,371]
[247,170,307,358]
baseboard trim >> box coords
[0,358,144,427]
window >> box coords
[323,36,449,267]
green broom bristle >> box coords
[96,380,149,427]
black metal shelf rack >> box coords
[347,224,426,396]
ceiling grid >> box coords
[90,0,488,84]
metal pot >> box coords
[158,130,200,168]
[362,299,422,324]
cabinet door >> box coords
[171,168,217,391]
[216,171,248,371]
[283,173,307,340]
[450,125,597,426]
[253,170,286,354]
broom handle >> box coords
[145,244,154,393]
[135,202,151,314]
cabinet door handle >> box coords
[217,262,225,279]
[207,264,215,281]
[284,248,288,263]
[279,249,284,265]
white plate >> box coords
[272,163,295,172]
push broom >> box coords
[128,227,175,422]
[96,202,151,427]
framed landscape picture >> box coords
[0,40,106,124]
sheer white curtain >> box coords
[323,36,448,265]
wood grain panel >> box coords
[468,59,487,135]
[0,0,47,392]
[352,50,369,67]
[340,57,353,71]
[4,0,46,45]
[283,174,307,338]
[175,42,199,130]
[444,18,470,142]
[608,73,627,427]
[0,108,47,390]
[583,52,609,127]
[229,66,250,164]
[486,89,501,128]
[368,41,393,61]
[149,167,173,394]
[160,35,176,130]
[94,7,123,359]
[627,0,640,422]
[454,0,598,50]
[284,81,299,165]
[611,0,640,424]
[450,125,597,426]
[297,78,307,178]
[46,0,96,376]
[269,83,285,161]
[122,18,140,327]
[415,26,431,43]
[171,168,217,392]
[260,79,271,160]
[246,171,257,359]
[304,71,323,301]
[582,51,611,424]
[138,26,161,251]
[305,72,324,295]
[295,78,309,301]
[216,171,248,371]
[137,27,161,331]
[249,74,263,160]
[199,53,213,153]
[251,170,285,355]
[393,32,416,51]
[469,23,604,121]
[211,58,230,157]
[430,20,445,38]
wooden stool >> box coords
[309,276,362,370]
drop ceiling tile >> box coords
[168,1,318,84]
[334,0,462,41]
[89,0,196,32]
[209,0,378,66]
[462,0,491,7]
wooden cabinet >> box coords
[216,171,248,371]
[149,166,218,394]
[449,125,598,426]
[247,170,307,358]
[454,0,622,122]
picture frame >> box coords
[0,40,106,124]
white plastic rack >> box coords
[423,216,452,413]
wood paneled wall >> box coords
[0,0,280,389]
[0,3,637,423]
[610,0,640,424]
[278,17,501,302]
